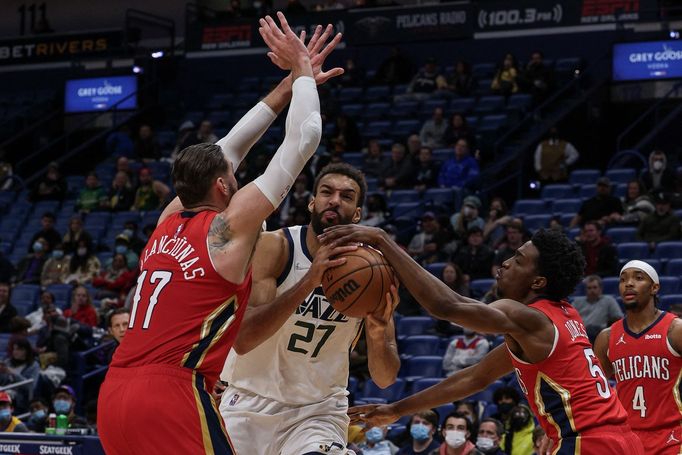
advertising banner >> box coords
[613,40,682,81]
[64,76,138,113]
[580,0,658,24]
[0,30,122,65]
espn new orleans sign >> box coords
[0,30,122,65]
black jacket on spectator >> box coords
[30,176,67,202]
[0,256,14,283]
[379,156,415,189]
[414,162,441,189]
[641,169,677,194]
[29,229,61,252]
[578,195,623,223]
[580,238,619,277]
[134,137,161,161]
[452,245,495,282]
[0,304,17,332]
[15,255,47,285]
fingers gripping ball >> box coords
[323,245,395,318]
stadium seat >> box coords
[46,284,72,303]
[435,403,455,425]
[552,199,582,214]
[397,317,435,337]
[403,356,443,380]
[387,425,406,440]
[341,103,363,117]
[465,388,493,404]
[471,62,496,78]
[364,120,392,138]
[365,86,391,102]
[13,300,34,317]
[606,227,637,244]
[402,335,440,357]
[449,98,476,113]
[569,169,600,185]
[659,276,680,295]
[482,403,499,419]
[601,277,620,295]
[365,178,379,193]
[393,119,421,136]
[10,284,40,306]
[666,259,682,276]
[343,152,363,168]
[363,102,391,120]
[555,57,582,73]
[616,242,650,261]
[506,94,533,111]
[578,184,597,199]
[512,199,547,216]
[474,96,505,114]
[470,279,495,297]
[477,114,507,132]
[411,377,443,394]
[388,190,420,204]
[423,188,455,207]
[523,214,551,231]
[425,262,447,278]
[362,378,406,402]
[605,168,636,184]
[654,242,682,261]
[541,184,575,200]
[659,295,682,311]
[420,99,447,116]
[390,202,423,218]
[390,101,418,119]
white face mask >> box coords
[476,436,496,451]
[653,160,664,171]
[445,430,467,448]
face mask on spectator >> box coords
[365,426,384,444]
[445,430,467,448]
[462,207,474,217]
[410,423,431,441]
[52,250,64,260]
[497,402,514,415]
[115,245,128,255]
[476,437,495,451]
[30,409,46,423]
[53,399,71,414]
[77,247,87,257]
[122,229,134,239]
[0,409,11,421]
[653,160,664,171]
[32,242,44,253]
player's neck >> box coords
[305,224,321,257]
[626,303,660,332]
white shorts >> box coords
[219,385,355,455]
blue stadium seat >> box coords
[402,335,440,357]
[477,114,507,132]
[552,199,582,214]
[363,378,406,402]
[365,86,391,102]
[482,403,499,419]
[387,425,406,440]
[465,388,493,404]
[424,188,455,206]
[578,185,597,199]
[513,199,547,216]
[659,295,682,311]
[555,57,582,72]
[435,403,455,425]
[614,184,628,198]
[388,190,420,204]
[541,184,575,200]
[389,101,419,119]
[397,317,435,337]
[475,78,493,95]
[601,277,620,295]
[659,276,680,294]
[363,102,391,120]
[449,98,476,113]
[403,356,443,380]
[654,242,682,261]
[390,202,423,218]
[343,152,363,168]
[432,148,452,162]
[97,252,113,265]
[337,87,363,102]
[471,62,496,78]
[569,169,600,185]
[605,168,636,184]
[411,377,443,394]
[470,279,495,296]
[506,94,533,111]
[10,284,40,306]
[425,262,447,278]
[617,242,650,261]
[393,119,421,136]
[12,300,34,317]
[474,96,505,114]
[420,99,447,116]
[364,120,392,138]
[365,178,379,193]
[523,214,551,231]
[606,227,637,244]
[46,284,72,305]
[341,103,363,117]
[666,259,682,276]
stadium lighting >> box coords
[151,51,165,59]
[670,31,680,39]
[132,65,143,74]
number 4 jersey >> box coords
[508,298,628,450]
[110,210,252,390]
[608,311,682,452]
[221,225,364,404]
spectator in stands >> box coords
[116,156,137,187]
[64,239,100,285]
[15,238,49,285]
[637,191,681,250]
[108,235,139,270]
[62,216,92,256]
[108,171,136,212]
[414,147,440,192]
[491,387,520,427]
[407,134,422,161]
[76,172,108,213]
[476,419,506,455]
[358,424,399,454]
[548,216,563,233]
[483,198,511,246]
[118,221,145,255]
[442,328,489,376]
[0,392,27,432]
[419,107,448,149]
[438,139,480,189]
[641,149,676,194]
[440,60,474,97]
[6,316,30,358]
[360,193,387,228]
[30,162,66,202]
[521,51,553,104]
[491,54,519,96]
[533,126,579,184]
[170,121,196,161]
[444,113,475,149]
[40,243,70,287]
[26,399,49,433]
[0,283,16,334]
[180,120,218,150]
[101,308,130,364]
[399,57,442,102]
[408,212,449,265]
[398,411,440,455]
[375,47,414,86]
[134,124,161,162]
[492,218,525,276]
[450,196,485,240]
[63,286,98,328]
[329,114,362,153]
[52,385,88,428]
[430,411,479,455]
[379,143,415,190]
[502,405,534,455]
[612,179,654,225]
[570,177,623,228]
[105,126,134,159]
[36,306,72,369]
[452,226,495,281]
[572,275,623,341]
[5,338,40,402]
[362,140,384,178]
[29,212,61,253]
[26,291,62,335]
[577,221,619,277]
[338,58,365,87]
[280,175,312,226]
[0,254,14,283]
[132,168,170,211]
[93,253,135,301]
[441,263,471,298]
[531,427,546,455]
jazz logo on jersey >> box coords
[616,334,627,345]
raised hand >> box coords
[318,224,387,248]
[365,284,399,336]
[258,12,311,77]
[308,242,357,285]
[305,24,344,85]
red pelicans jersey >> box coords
[608,311,682,452]
[111,210,252,389]
[508,298,628,452]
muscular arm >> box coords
[365,295,400,388]
[593,327,614,378]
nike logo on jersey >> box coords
[295,262,310,271]
[616,334,627,345]
[667,430,680,444]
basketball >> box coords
[322,245,396,318]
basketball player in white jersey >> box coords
[219,163,400,455]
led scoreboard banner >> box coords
[613,40,682,82]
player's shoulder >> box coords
[252,229,291,276]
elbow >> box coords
[372,372,398,389]
[427,296,455,320]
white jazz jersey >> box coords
[221,225,364,404]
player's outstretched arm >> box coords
[593,327,614,379]
[365,285,400,388]
[233,231,357,354]
[348,345,513,428]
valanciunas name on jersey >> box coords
[140,235,205,280]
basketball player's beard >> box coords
[310,208,351,235]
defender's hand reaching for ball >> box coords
[348,403,400,429]
[308,242,358,285]
[258,12,311,78]
[318,225,388,248]
[365,284,399,337]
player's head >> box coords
[496,229,585,302]
[619,260,660,312]
[172,143,237,210]
[309,163,366,235]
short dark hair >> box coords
[443,411,473,435]
[410,410,439,430]
[172,143,229,208]
[42,212,55,221]
[492,386,520,405]
[313,163,367,207]
[583,220,602,231]
[531,228,586,301]
[480,418,504,437]
[107,308,130,328]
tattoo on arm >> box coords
[208,215,232,254]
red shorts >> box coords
[98,364,235,455]
[634,427,682,454]
[552,425,644,454]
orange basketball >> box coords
[322,245,396,318]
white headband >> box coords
[620,260,659,284]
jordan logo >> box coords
[667,430,680,444]
[616,334,626,345]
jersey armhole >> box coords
[667,336,681,357]
[507,324,559,365]
[276,228,294,287]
